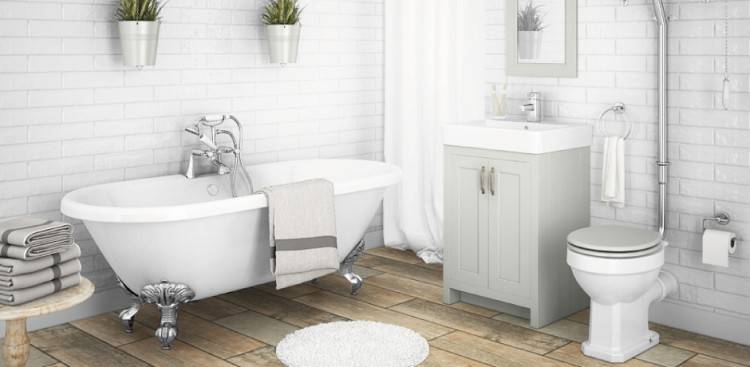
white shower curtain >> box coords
[383,0,484,263]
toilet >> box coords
[566,225,678,363]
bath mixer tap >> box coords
[183,115,254,196]
[521,92,542,122]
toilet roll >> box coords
[702,229,737,267]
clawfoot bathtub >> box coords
[61,159,401,348]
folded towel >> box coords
[0,273,80,305]
[0,217,74,260]
[260,179,339,289]
[0,259,81,290]
[0,243,81,276]
[601,135,626,208]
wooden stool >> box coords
[0,277,94,367]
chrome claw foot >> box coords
[118,303,141,333]
[339,239,366,295]
[343,272,364,295]
[139,281,195,350]
[154,321,177,350]
[116,277,142,333]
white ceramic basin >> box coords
[444,118,593,154]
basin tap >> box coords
[520,92,542,122]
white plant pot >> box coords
[266,24,301,64]
[118,21,161,68]
[518,31,543,60]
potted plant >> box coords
[517,1,544,60]
[116,0,166,68]
[262,0,302,64]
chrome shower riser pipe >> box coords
[651,0,669,237]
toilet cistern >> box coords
[520,92,542,122]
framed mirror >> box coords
[506,0,577,78]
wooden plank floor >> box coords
[5,247,749,367]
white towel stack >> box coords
[0,217,82,305]
[601,136,626,208]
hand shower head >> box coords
[184,126,200,136]
[184,126,218,150]
[198,134,218,150]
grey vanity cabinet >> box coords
[444,145,589,328]
[443,154,489,289]
[487,159,532,304]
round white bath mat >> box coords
[275,320,429,367]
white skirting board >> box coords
[0,287,132,335]
[651,300,750,346]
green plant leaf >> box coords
[261,0,302,25]
[116,0,167,22]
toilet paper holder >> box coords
[702,212,737,252]
[702,212,731,231]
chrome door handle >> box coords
[480,166,486,195]
[489,167,495,196]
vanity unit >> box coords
[443,119,592,328]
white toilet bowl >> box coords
[566,226,678,363]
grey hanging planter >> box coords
[118,21,161,68]
[266,24,300,64]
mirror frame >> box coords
[506,0,578,78]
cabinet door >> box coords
[487,159,531,302]
[445,153,488,288]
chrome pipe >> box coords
[651,0,669,237]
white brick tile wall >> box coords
[487,0,750,322]
[0,0,384,293]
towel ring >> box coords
[598,102,633,140]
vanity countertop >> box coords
[443,118,592,154]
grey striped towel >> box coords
[0,259,81,291]
[0,244,81,276]
[260,179,339,290]
[0,273,80,306]
[0,217,74,260]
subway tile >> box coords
[62,71,123,89]
[62,137,124,157]
[0,72,61,91]
[0,176,60,200]
[29,89,93,107]
[29,20,93,37]
[28,156,93,178]
[0,142,60,163]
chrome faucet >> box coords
[183,115,254,196]
[520,92,542,122]
[184,122,233,178]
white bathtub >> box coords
[61,159,401,300]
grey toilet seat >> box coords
[567,225,663,259]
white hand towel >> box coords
[601,136,625,208]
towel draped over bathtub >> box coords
[260,179,340,290]
[0,217,75,260]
